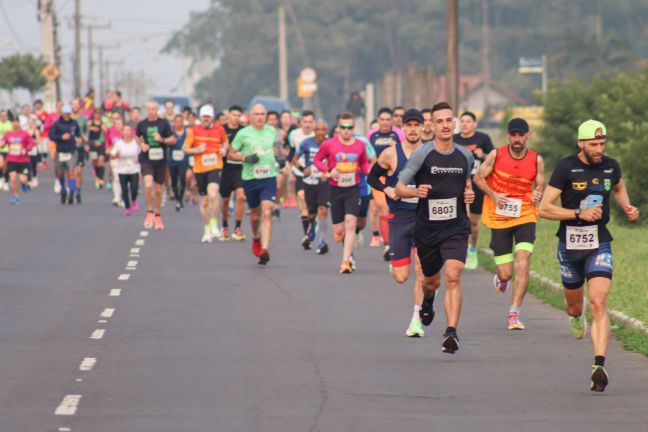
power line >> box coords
[0,0,35,49]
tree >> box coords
[0,53,48,98]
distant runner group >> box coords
[1,90,640,392]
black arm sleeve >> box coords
[367,162,389,191]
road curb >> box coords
[480,248,648,335]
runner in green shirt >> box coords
[228,103,284,265]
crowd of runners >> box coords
[0,90,640,393]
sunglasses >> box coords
[339,124,354,130]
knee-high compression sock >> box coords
[317,216,329,243]
[301,215,309,235]
[59,177,66,190]
[68,178,76,193]
[96,166,105,180]
[379,215,390,245]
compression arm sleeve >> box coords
[367,162,389,191]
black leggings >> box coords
[169,164,187,202]
[119,173,139,209]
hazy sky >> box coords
[0,0,210,102]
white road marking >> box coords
[98,320,107,324]
[129,255,140,258]
[79,357,97,371]
[90,329,105,340]
[127,260,138,267]
[130,247,140,254]
[140,230,149,237]
[135,239,145,246]
[109,289,121,297]
[55,395,82,415]
[118,274,130,281]
[75,378,83,382]
[58,428,71,432]
[100,308,115,318]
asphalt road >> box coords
[1,169,647,432]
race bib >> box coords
[428,197,457,221]
[402,184,418,204]
[172,150,185,161]
[188,156,195,167]
[89,151,98,161]
[58,152,72,162]
[338,172,356,187]
[28,145,38,156]
[9,144,21,156]
[304,166,321,185]
[566,225,599,250]
[253,165,271,179]
[202,153,217,167]
[471,160,481,176]
[149,148,163,161]
[495,197,522,218]
[121,160,136,172]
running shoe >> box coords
[316,241,329,255]
[144,212,154,229]
[590,365,609,392]
[2,181,9,191]
[10,196,19,205]
[370,235,381,247]
[339,260,353,274]
[123,208,132,216]
[175,202,181,212]
[210,219,221,239]
[232,227,246,241]
[507,312,526,330]
[31,177,39,188]
[494,274,509,294]
[153,215,165,230]
[112,198,120,207]
[282,198,289,209]
[383,246,391,261]
[67,193,74,205]
[301,235,311,250]
[355,231,364,247]
[442,331,460,354]
[569,313,587,339]
[220,226,230,242]
[258,249,270,265]
[75,192,82,204]
[349,254,357,271]
[419,293,436,326]
[465,247,478,270]
[95,179,100,189]
[201,227,212,243]
[288,196,297,208]
[60,189,67,204]
[106,182,112,190]
[21,183,30,193]
[272,208,281,218]
[132,201,140,212]
[54,180,61,194]
[252,238,262,257]
[406,318,425,338]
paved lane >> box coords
[1,170,647,432]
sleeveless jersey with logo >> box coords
[482,147,538,229]
[385,142,418,213]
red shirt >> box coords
[313,137,369,188]
[3,130,35,163]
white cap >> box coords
[199,104,214,118]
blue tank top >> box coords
[386,142,418,212]
[167,129,187,167]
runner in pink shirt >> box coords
[313,112,369,274]
[2,116,35,204]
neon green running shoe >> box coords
[406,318,425,338]
[465,248,478,270]
[569,313,587,339]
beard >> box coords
[510,143,524,154]
[583,149,602,165]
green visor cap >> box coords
[578,119,607,140]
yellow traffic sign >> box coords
[297,77,317,98]
[41,63,60,82]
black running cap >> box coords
[507,117,529,133]
[403,109,423,124]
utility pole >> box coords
[105,59,125,93]
[84,22,111,92]
[39,0,58,109]
[278,0,288,101]
[97,43,119,97]
[446,0,459,110]
[73,0,81,97]
[482,0,490,117]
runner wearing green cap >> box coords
[539,119,640,392]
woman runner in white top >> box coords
[111,125,141,215]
